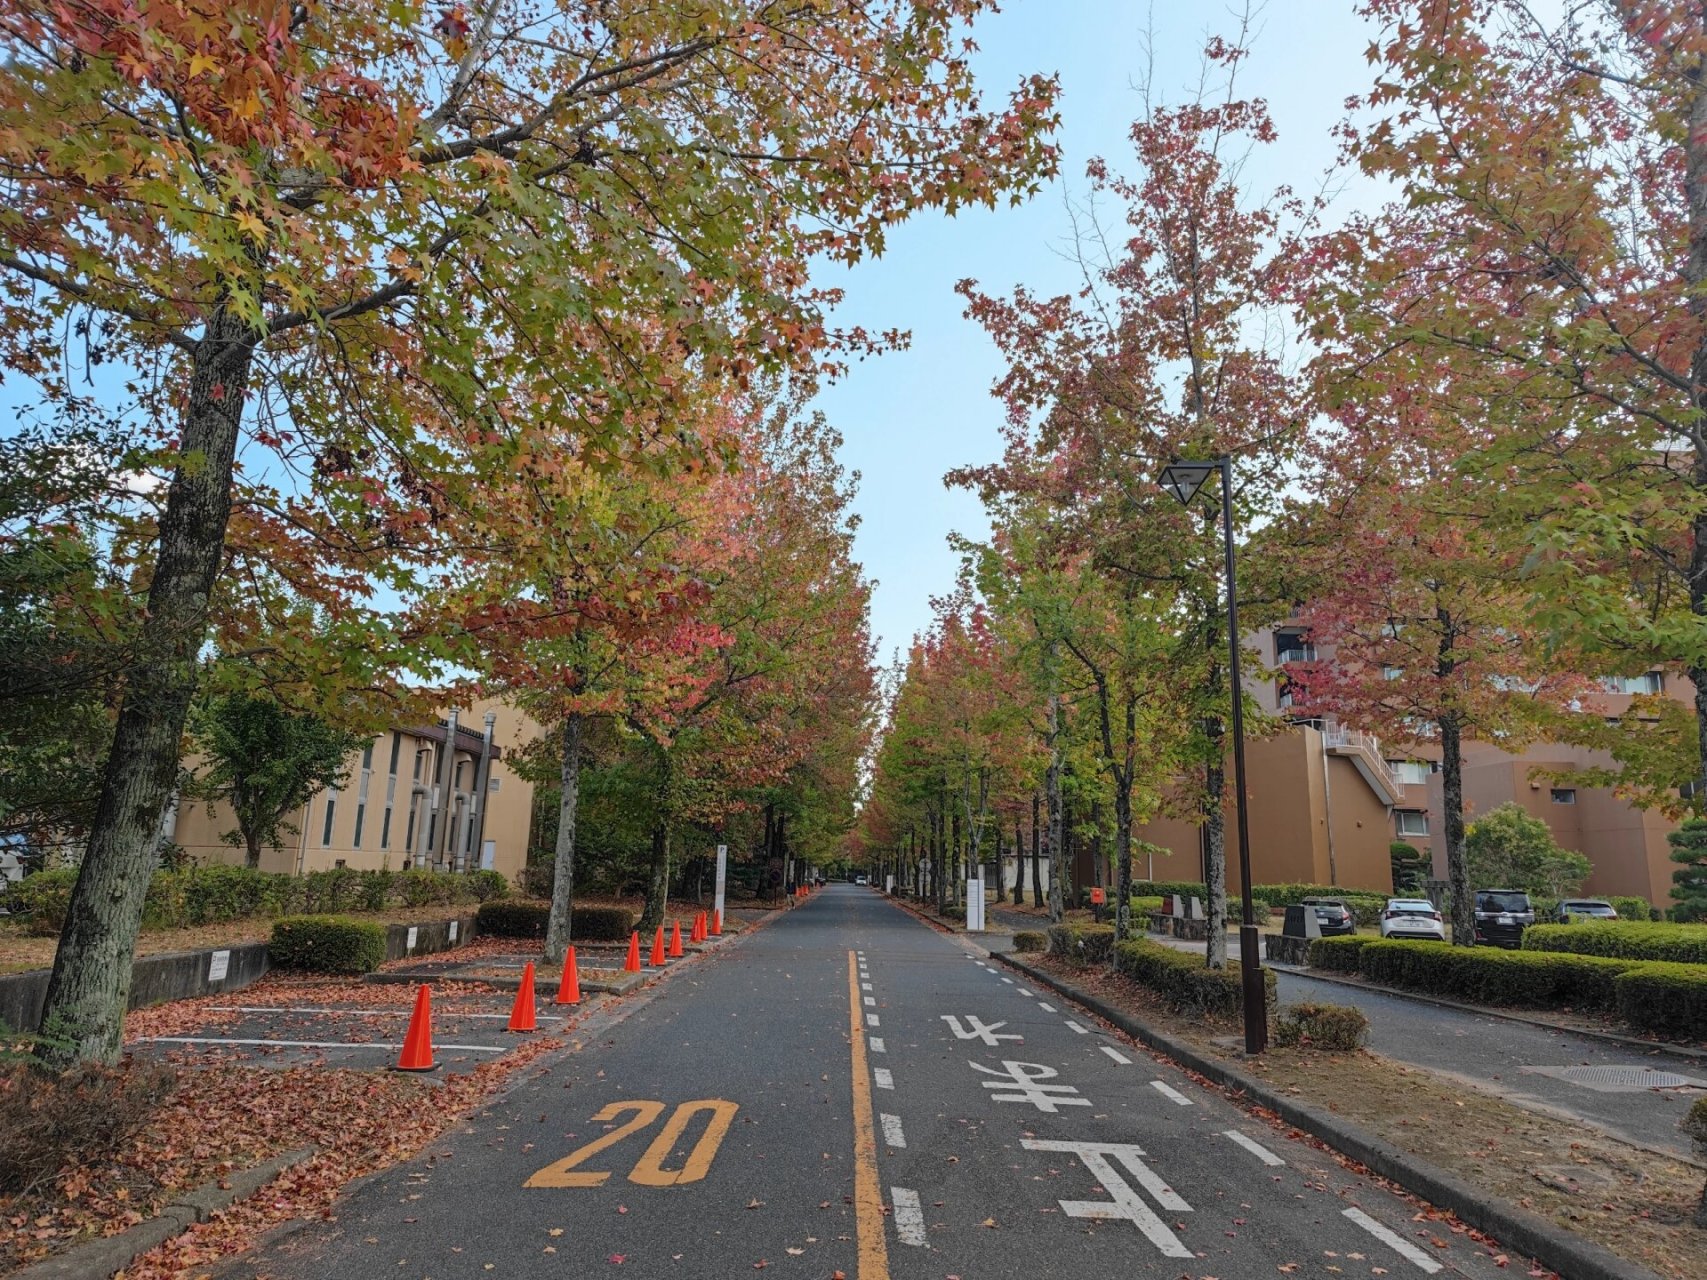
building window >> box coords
[1387,760,1433,786]
[1551,788,1576,805]
[379,805,392,850]
[388,732,402,775]
[353,803,366,848]
[1382,665,1403,681]
[1395,810,1429,837]
[1601,671,1664,695]
[321,797,337,846]
[1274,632,1316,665]
[361,741,374,770]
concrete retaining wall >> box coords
[0,913,478,1032]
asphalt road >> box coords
[226,886,1521,1279]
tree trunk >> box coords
[951,810,962,908]
[1204,753,1229,969]
[639,751,673,932]
[1046,692,1065,923]
[244,832,262,870]
[1441,714,1473,946]
[1685,42,1707,808]
[1114,779,1133,942]
[544,713,582,963]
[1030,796,1043,908]
[992,827,1005,903]
[38,314,257,1066]
[1012,818,1025,905]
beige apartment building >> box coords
[169,696,541,886]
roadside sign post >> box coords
[966,877,985,932]
[714,844,728,924]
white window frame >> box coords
[1395,810,1430,837]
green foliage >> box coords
[396,870,473,907]
[13,868,78,935]
[1047,923,1116,965]
[0,1057,175,1196]
[475,900,550,939]
[1249,884,1388,927]
[571,905,637,943]
[1129,895,1164,915]
[1612,964,1707,1040]
[1463,803,1590,897]
[268,916,387,975]
[1111,939,1278,1017]
[1273,1002,1369,1051]
[1522,921,1707,965]
[1013,930,1048,953]
[1357,939,1635,1010]
[1308,936,1372,972]
[1684,1096,1707,1146]
[1130,879,1209,900]
[1668,818,1707,922]
[468,870,511,902]
[189,695,360,866]
[1390,841,1428,894]
[358,868,393,912]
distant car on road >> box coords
[854,873,868,886]
[1299,896,1356,936]
[1473,889,1535,947]
[1556,898,1618,921]
[1380,897,1446,941]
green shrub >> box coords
[358,868,393,912]
[1613,963,1707,1039]
[13,869,78,936]
[302,867,361,914]
[572,904,635,942]
[396,869,472,907]
[1249,883,1390,928]
[1129,896,1163,916]
[1358,939,1636,1010]
[1273,1002,1369,1050]
[1308,936,1372,972]
[1130,879,1209,901]
[1685,1096,1707,1147]
[269,916,387,974]
[1047,923,1115,964]
[1610,896,1657,922]
[1013,930,1047,953]
[1522,921,1707,965]
[469,870,510,902]
[941,903,967,922]
[475,899,551,939]
[517,859,555,899]
[1111,939,1277,1016]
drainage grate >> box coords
[1524,1064,1707,1091]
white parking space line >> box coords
[1342,1207,1444,1273]
[873,1067,895,1090]
[1150,1080,1193,1106]
[880,1113,906,1148]
[139,1037,505,1052]
[1222,1130,1284,1166]
[869,1037,886,1053]
[868,1015,881,1027]
[1100,1045,1132,1065]
[207,1005,563,1021]
[890,1187,927,1246]
[1038,1002,1057,1013]
[861,982,873,991]
[864,996,876,1006]
[1065,1020,1089,1035]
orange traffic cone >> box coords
[393,983,438,1072]
[668,920,684,958]
[649,925,666,967]
[508,961,538,1032]
[692,912,706,943]
[624,931,642,972]
[555,947,581,1005]
[711,909,722,937]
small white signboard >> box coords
[713,843,728,922]
[448,919,459,942]
[207,949,230,982]
[966,877,986,931]
[406,926,419,951]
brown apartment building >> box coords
[168,696,541,885]
[1122,617,1685,907]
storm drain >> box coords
[1521,1064,1707,1092]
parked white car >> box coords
[1380,897,1446,941]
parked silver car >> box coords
[1557,898,1618,921]
[1380,897,1446,941]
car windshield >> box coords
[1395,907,1436,917]
[1563,903,1614,915]
[1478,892,1529,913]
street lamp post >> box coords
[1158,457,1268,1055]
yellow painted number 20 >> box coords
[525,1099,739,1189]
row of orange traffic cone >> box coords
[395,912,723,1071]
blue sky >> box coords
[817,2,1384,665]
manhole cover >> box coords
[1522,1065,1707,1092]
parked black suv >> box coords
[1299,896,1357,937]
[1473,889,1535,948]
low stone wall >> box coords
[1264,933,1312,966]
[0,913,478,1032]
[1169,917,1209,941]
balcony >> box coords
[1323,726,1405,805]
[1276,646,1317,665]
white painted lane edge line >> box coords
[139,1037,506,1052]
[861,982,873,991]
[206,1006,565,1020]
[880,1113,906,1148]
[1222,1130,1284,1167]
[1150,1080,1193,1106]
[1099,1045,1132,1065]
[891,1187,927,1246]
[1018,987,1036,997]
[1000,976,1014,984]
[1342,1207,1444,1274]
[1038,1002,1057,1013]
[863,996,876,1006]
[868,1015,880,1028]
[873,1067,894,1090]
[869,1037,885,1053]
[1065,1020,1089,1035]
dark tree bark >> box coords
[1012,817,1025,905]
[38,313,257,1066]
[1030,796,1043,908]
[544,712,582,963]
[1046,690,1065,923]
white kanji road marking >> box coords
[1021,1139,1193,1258]
[941,1014,1022,1047]
[970,1060,1091,1113]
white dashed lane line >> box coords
[1150,1080,1193,1106]
[863,996,876,1006]
[1038,1002,1057,1013]
[869,1037,886,1053]
[1099,1045,1132,1065]
[1064,1020,1089,1035]
[890,1187,927,1246]
[1000,976,1014,984]
[868,1015,880,1027]
[880,1113,907,1148]
[1342,1207,1444,1274]
[873,1067,894,1090]
[1222,1130,1284,1166]
[1017,987,1035,997]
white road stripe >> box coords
[873,1067,894,1090]
[1150,1080,1192,1106]
[880,1113,906,1148]
[890,1187,927,1246]
[1001,976,1014,984]
[861,982,873,991]
[1018,987,1036,997]
[1038,1002,1056,1013]
[206,1005,564,1021]
[1222,1130,1284,1166]
[139,1036,505,1052]
[868,1015,880,1027]
[869,1037,885,1053]
[863,996,876,1006]
[1065,1020,1089,1035]
[1100,1045,1132,1065]
[1342,1207,1444,1273]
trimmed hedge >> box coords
[573,905,637,942]
[1613,963,1707,1039]
[1273,1001,1368,1051]
[269,916,387,974]
[476,900,550,938]
[1522,921,1707,965]
[1357,939,1637,1010]
[1111,938,1277,1016]
[1013,930,1047,953]
[1047,923,1116,965]
[1308,936,1372,972]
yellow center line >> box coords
[847,950,891,1280]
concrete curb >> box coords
[1274,962,1707,1062]
[9,1147,316,1280]
[994,952,1669,1280]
